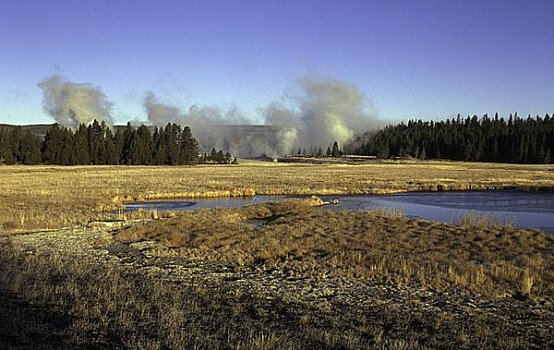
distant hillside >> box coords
[0,123,280,140]
[0,124,54,139]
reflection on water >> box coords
[126,191,554,233]
[319,191,554,233]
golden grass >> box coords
[116,200,554,300]
[0,240,300,349]
[1,200,552,348]
[1,161,552,348]
[454,212,516,228]
[1,160,553,230]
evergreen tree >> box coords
[9,126,24,163]
[121,122,134,165]
[351,113,553,164]
[331,141,341,157]
[128,131,143,165]
[88,120,103,164]
[1,121,234,167]
[216,150,225,163]
[138,124,153,165]
[224,152,232,163]
[180,126,199,164]
[0,127,15,164]
[316,147,323,157]
[20,131,41,165]
[113,128,125,165]
[210,147,217,161]
[42,124,65,164]
[73,124,90,165]
[165,123,181,165]
[103,126,118,165]
[153,126,167,165]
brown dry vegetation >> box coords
[0,199,552,349]
[1,160,554,230]
[1,161,553,348]
[116,199,554,300]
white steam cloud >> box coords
[144,76,379,157]
[143,77,378,156]
[38,75,113,129]
[297,77,371,149]
[262,77,378,155]
[143,92,264,155]
[36,74,378,156]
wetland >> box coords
[1,161,553,349]
[127,190,554,233]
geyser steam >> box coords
[143,92,263,155]
[261,77,378,155]
[298,77,371,149]
[143,76,379,156]
[38,75,113,129]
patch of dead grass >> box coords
[1,161,553,230]
[116,200,554,300]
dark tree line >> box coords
[0,126,42,165]
[295,141,344,158]
[201,148,236,164]
[351,113,554,164]
[0,120,231,165]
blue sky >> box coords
[1,0,552,125]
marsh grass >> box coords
[371,205,405,217]
[1,161,553,348]
[116,200,554,300]
[1,201,553,349]
[1,161,553,230]
[454,211,516,229]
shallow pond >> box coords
[126,191,554,233]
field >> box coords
[1,160,553,230]
[1,161,553,348]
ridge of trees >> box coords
[350,113,554,164]
[0,126,41,165]
[0,120,233,165]
[295,141,344,158]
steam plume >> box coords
[38,75,113,129]
[262,102,300,155]
[261,77,378,155]
[143,91,180,124]
[298,77,372,149]
[143,92,256,155]
[144,76,378,156]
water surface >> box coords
[125,195,292,211]
[319,191,554,233]
[126,191,554,233]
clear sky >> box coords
[1,0,553,125]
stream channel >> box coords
[125,190,554,233]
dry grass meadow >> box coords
[116,198,554,300]
[1,160,553,230]
[1,160,553,348]
[1,198,553,349]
